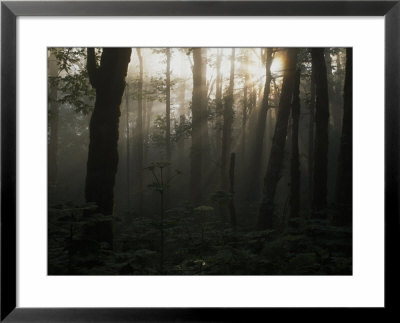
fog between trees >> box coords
[48,47,352,275]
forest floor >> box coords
[48,203,352,275]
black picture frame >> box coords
[1,1,399,321]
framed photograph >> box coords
[1,0,399,321]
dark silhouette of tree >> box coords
[215,49,223,160]
[135,48,144,213]
[311,48,330,218]
[165,48,171,173]
[308,63,316,209]
[191,48,203,204]
[290,68,301,219]
[124,84,131,209]
[335,48,352,226]
[258,48,298,230]
[221,48,235,191]
[201,48,210,186]
[48,52,59,188]
[85,47,132,245]
[240,50,250,159]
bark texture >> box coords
[85,48,132,244]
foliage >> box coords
[48,48,95,115]
[49,202,351,275]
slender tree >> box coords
[221,48,235,191]
[241,51,249,158]
[258,48,298,230]
[215,49,223,163]
[165,49,171,165]
[165,48,172,207]
[334,48,352,226]
[191,48,203,203]
[48,51,59,189]
[135,48,144,213]
[125,84,131,209]
[308,64,316,208]
[177,78,187,168]
[85,47,132,245]
[144,99,153,164]
[201,48,210,182]
[290,69,301,219]
[311,48,330,218]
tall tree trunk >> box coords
[165,48,171,163]
[311,48,330,218]
[334,48,352,226]
[200,49,210,192]
[85,48,131,245]
[191,48,203,204]
[144,100,153,164]
[241,66,249,158]
[48,52,59,191]
[125,84,131,209]
[308,67,316,209]
[325,48,340,133]
[142,76,148,164]
[165,48,171,207]
[135,48,144,213]
[258,48,298,230]
[215,50,223,163]
[247,48,273,201]
[177,78,186,170]
[221,48,235,191]
[290,69,301,219]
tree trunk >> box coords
[308,67,316,209]
[290,69,301,219]
[311,48,330,218]
[201,48,210,186]
[85,48,132,245]
[258,48,298,230]
[221,48,235,191]
[241,66,249,159]
[48,52,59,191]
[165,48,171,207]
[177,78,186,170]
[247,48,273,201]
[334,48,352,226]
[144,100,153,164]
[191,48,203,204]
[215,50,223,164]
[125,84,131,209]
[135,48,144,214]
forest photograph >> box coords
[48,47,352,275]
